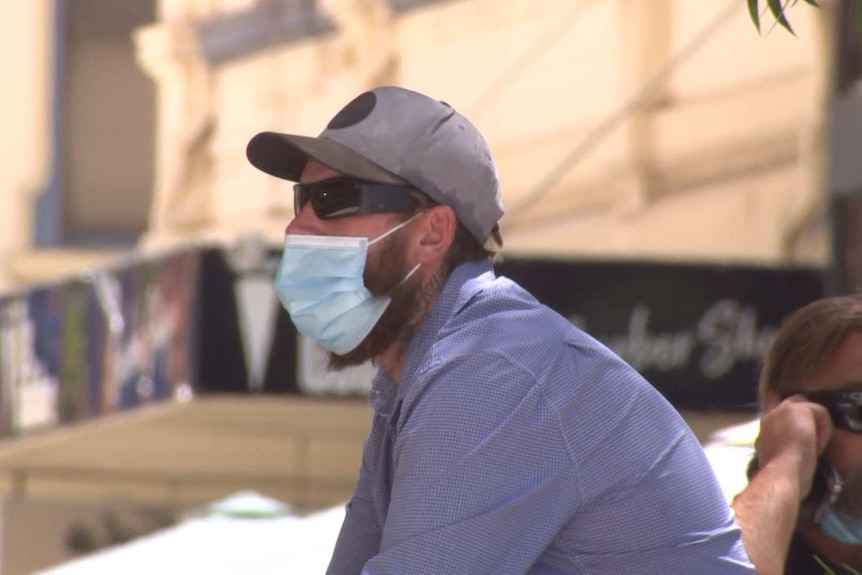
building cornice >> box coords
[198,0,336,66]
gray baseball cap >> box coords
[246,86,503,243]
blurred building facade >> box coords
[0,0,836,291]
[0,1,157,289]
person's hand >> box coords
[755,395,832,500]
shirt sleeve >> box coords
[326,421,385,575]
[362,352,579,574]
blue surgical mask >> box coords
[820,507,862,544]
[275,214,421,354]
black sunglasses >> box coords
[293,178,430,219]
[782,388,862,432]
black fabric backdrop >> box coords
[199,248,824,411]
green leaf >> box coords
[748,0,761,32]
[767,0,795,34]
[801,0,819,6]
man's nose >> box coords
[285,202,320,235]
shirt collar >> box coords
[369,368,397,415]
[399,260,495,391]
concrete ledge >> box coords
[3,249,130,293]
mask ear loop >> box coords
[368,211,425,246]
[368,211,426,294]
[382,262,421,300]
[397,262,422,286]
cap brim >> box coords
[246,131,407,184]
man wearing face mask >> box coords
[246,86,752,574]
[732,295,862,574]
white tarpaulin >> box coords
[36,493,346,575]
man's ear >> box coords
[413,206,456,262]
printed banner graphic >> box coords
[0,248,202,438]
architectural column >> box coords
[779,5,834,262]
[317,0,399,88]
[616,0,673,213]
[134,16,217,244]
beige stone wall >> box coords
[392,0,828,262]
[0,2,158,290]
[0,1,53,289]
[0,0,834,284]
[137,0,829,265]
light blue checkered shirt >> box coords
[327,260,753,574]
